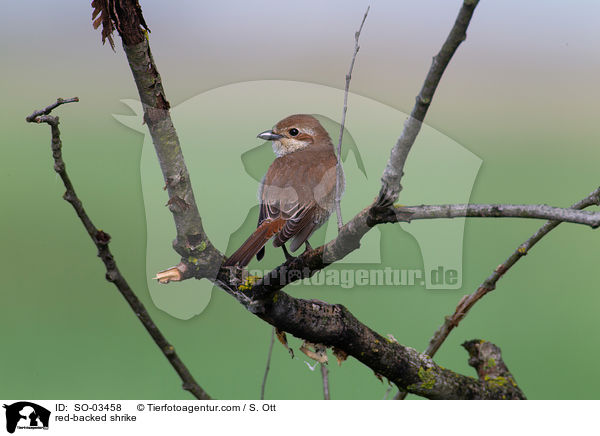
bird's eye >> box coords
[289,128,299,137]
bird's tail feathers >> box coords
[224,218,286,267]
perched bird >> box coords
[225,114,342,267]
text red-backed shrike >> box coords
[224,114,342,267]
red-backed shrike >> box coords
[225,114,342,267]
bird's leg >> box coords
[281,244,294,261]
[304,241,313,252]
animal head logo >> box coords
[3,402,50,433]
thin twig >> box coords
[26,98,211,400]
[26,97,80,122]
[320,363,330,400]
[260,327,276,400]
[335,6,370,232]
[393,186,600,400]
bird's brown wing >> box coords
[227,148,336,267]
[261,150,336,252]
[272,202,318,252]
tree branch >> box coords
[100,0,222,281]
[25,97,80,122]
[26,98,211,400]
[378,0,480,206]
[335,6,370,231]
[394,186,600,400]
[215,278,524,399]
[376,202,600,228]
[463,340,524,399]
[425,187,600,357]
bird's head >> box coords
[257,114,332,157]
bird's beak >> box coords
[257,130,284,141]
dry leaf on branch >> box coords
[275,328,294,358]
[300,341,328,364]
[332,347,348,366]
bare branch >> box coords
[260,327,276,400]
[26,97,79,122]
[215,277,524,399]
[377,202,600,228]
[394,186,600,400]
[425,187,600,357]
[463,340,524,399]
[26,99,211,401]
[335,6,370,231]
[98,0,221,281]
[378,0,480,206]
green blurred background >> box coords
[1,0,599,399]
